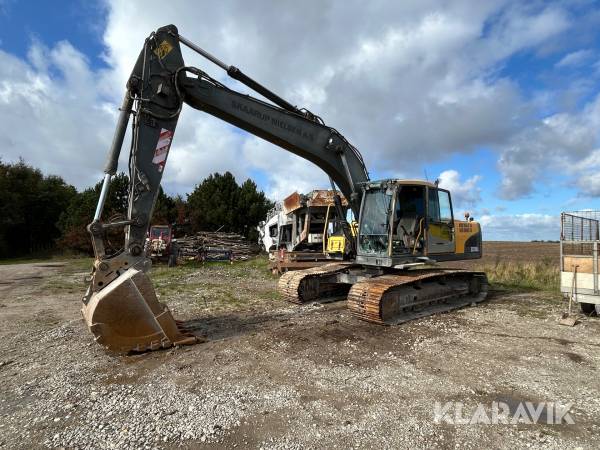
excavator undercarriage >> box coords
[279,263,488,325]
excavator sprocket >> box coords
[347,269,488,325]
[278,262,354,304]
[82,268,198,353]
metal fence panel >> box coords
[561,211,600,242]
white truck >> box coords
[257,202,292,252]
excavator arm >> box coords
[82,24,369,352]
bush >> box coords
[58,173,130,255]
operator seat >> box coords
[396,212,418,248]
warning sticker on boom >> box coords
[152,128,173,173]
[154,40,173,59]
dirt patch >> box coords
[0,252,599,449]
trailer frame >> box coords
[560,211,600,306]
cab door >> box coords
[426,187,455,254]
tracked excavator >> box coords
[83,25,488,352]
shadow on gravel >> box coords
[175,290,513,345]
[173,301,387,345]
[145,289,515,356]
[179,309,316,342]
[174,299,456,347]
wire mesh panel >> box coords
[561,211,600,256]
[562,242,594,256]
[561,211,600,242]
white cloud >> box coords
[576,173,600,197]
[98,0,579,198]
[1,0,597,208]
[437,169,482,209]
[162,116,247,194]
[0,41,115,188]
[556,49,594,68]
[497,94,600,199]
[479,213,558,241]
[241,137,330,199]
[568,149,600,196]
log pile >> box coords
[176,231,261,261]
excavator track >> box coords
[347,269,488,325]
[278,262,354,304]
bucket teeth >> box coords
[82,268,197,352]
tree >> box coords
[173,195,188,225]
[0,159,77,258]
[236,178,273,242]
[187,171,273,238]
[187,172,240,232]
[0,160,270,258]
[59,174,183,254]
[58,172,130,254]
[152,187,177,225]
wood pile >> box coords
[176,231,260,261]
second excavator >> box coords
[83,25,488,352]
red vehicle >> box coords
[146,225,177,266]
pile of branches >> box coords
[176,231,260,261]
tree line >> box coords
[0,159,273,259]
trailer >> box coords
[560,211,600,315]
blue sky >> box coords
[0,1,106,65]
[1,1,600,240]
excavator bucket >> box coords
[82,268,197,352]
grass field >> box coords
[1,241,562,294]
[446,241,560,292]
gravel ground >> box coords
[0,258,599,449]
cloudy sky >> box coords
[1,0,600,240]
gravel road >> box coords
[0,259,598,449]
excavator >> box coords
[83,25,488,352]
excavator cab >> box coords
[356,180,482,267]
[356,181,425,264]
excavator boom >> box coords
[83,25,368,352]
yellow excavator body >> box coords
[454,219,482,255]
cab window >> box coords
[269,225,278,237]
[151,227,169,239]
[428,189,440,222]
[438,190,453,222]
[428,188,453,223]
